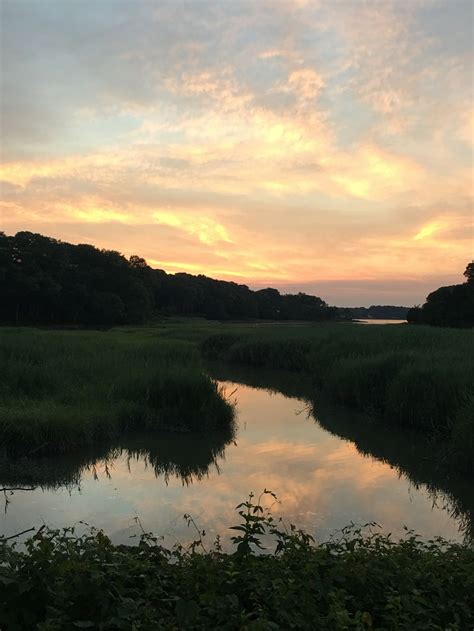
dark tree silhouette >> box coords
[407,263,474,328]
[464,261,474,284]
[0,232,337,326]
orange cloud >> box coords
[2,0,472,303]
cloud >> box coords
[1,0,472,305]
[152,211,232,246]
[274,68,325,104]
[458,108,474,146]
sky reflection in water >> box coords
[0,379,469,548]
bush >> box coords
[1,492,473,630]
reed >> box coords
[0,328,234,454]
[201,323,474,472]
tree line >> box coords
[0,231,337,325]
[407,263,474,328]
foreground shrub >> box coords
[1,492,473,630]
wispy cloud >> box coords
[1,0,472,304]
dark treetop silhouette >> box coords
[407,262,474,328]
[0,231,337,325]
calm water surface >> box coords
[356,319,407,325]
[1,366,472,547]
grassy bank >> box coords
[1,493,473,630]
[201,322,474,473]
[1,321,473,469]
[0,328,234,455]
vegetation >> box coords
[1,324,473,628]
[1,319,473,471]
[0,327,234,455]
[0,231,336,325]
[407,262,474,328]
[201,322,474,473]
[1,492,473,630]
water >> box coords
[356,319,407,325]
[1,365,472,548]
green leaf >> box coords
[0,575,16,585]
[176,598,199,624]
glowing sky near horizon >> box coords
[1,0,473,305]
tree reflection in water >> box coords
[206,362,474,544]
[0,423,236,508]
[1,364,472,544]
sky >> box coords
[0,0,473,306]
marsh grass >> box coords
[0,328,234,454]
[2,321,472,468]
[201,323,474,472]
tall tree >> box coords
[464,262,474,284]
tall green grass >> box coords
[2,322,472,469]
[0,328,234,454]
[201,323,474,473]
